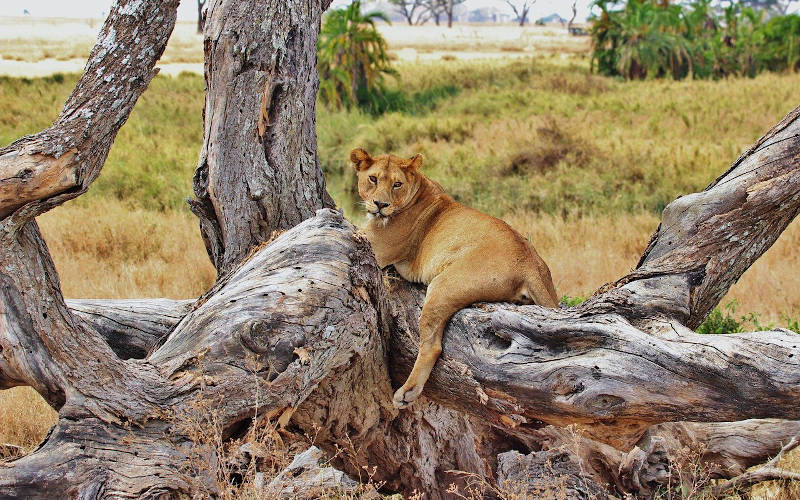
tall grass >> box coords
[38,199,216,299]
[0,73,203,211]
[320,57,799,219]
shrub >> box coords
[590,0,800,80]
[697,302,744,334]
[317,1,397,112]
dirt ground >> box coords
[0,16,589,77]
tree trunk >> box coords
[568,1,577,33]
[2,0,800,498]
[189,0,335,275]
[196,0,206,34]
[447,0,454,27]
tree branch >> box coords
[709,434,800,497]
[0,0,180,225]
[606,105,800,328]
[387,282,800,449]
[67,298,194,359]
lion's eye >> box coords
[368,176,377,184]
[393,181,402,189]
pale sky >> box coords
[0,0,596,22]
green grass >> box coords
[318,57,800,219]
[0,72,203,211]
[3,57,797,218]
[697,301,800,335]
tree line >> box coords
[592,0,800,79]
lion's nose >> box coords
[374,200,389,210]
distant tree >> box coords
[424,0,446,25]
[424,0,466,27]
[506,0,536,26]
[318,0,396,110]
[568,0,578,32]
[388,0,429,24]
[740,0,799,16]
[196,0,206,33]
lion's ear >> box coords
[350,148,373,171]
[405,153,423,171]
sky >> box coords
[0,0,596,23]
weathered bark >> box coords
[265,446,361,498]
[1,209,486,498]
[618,420,800,496]
[62,295,800,496]
[497,449,611,499]
[387,281,800,450]
[68,298,193,359]
[189,0,335,275]
[3,0,800,497]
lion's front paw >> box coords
[393,384,423,409]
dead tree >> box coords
[1,0,800,498]
[426,0,465,28]
[506,0,535,26]
[389,0,429,26]
[568,0,578,33]
[196,0,207,34]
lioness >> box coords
[351,148,559,409]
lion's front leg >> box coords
[393,301,446,409]
[393,273,470,409]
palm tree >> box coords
[592,0,691,79]
[318,1,397,110]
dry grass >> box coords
[0,387,57,458]
[751,449,800,500]
[37,199,216,299]
[507,212,800,322]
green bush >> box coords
[758,14,800,72]
[591,0,800,80]
[317,0,396,112]
[697,301,744,334]
[697,301,800,334]
[560,295,587,307]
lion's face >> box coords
[350,148,422,219]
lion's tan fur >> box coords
[351,148,558,408]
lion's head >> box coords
[350,148,423,219]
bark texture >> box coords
[68,298,193,359]
[189,0,335,275]
[2,0,800,497]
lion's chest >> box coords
[393,261,430,285]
